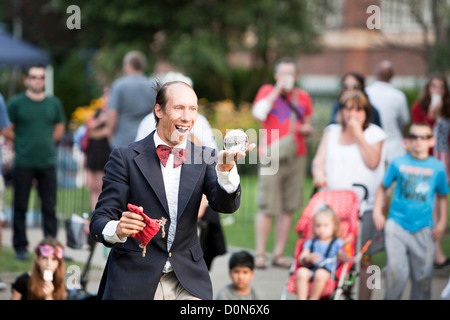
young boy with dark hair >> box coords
[373,122,449,299]
[216,251,260,300]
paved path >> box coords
[1,227,449,300]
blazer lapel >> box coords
[133,131,170,216]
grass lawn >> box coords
[221,174,450,268]
[0,246,35,273]
[0,246,85,274]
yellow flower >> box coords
[69,98,106,130]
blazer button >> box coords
[169,252,172,257]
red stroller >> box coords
[281,184,369,300]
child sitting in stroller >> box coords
[295,204,347,300]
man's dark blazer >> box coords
[89,131,241,300]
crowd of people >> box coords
[251,57,449,300]
[0,51,449,300]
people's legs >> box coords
[434,238,447,265]
[0,175,3,287]
[85,169,95,211]
[409,227,435,300]
[154,272,201,300]
[433,151,450,266]
[36,167,57,238]
[0,175,4,287]
[0,174,4,253]
[384,219,409,300]
[273,212,292,258]
[309,268,331,300]
[154,272,177,300]
[272,156,305,265]
[86,169,104,211]
[255,213,273,266]
[12,166,33,252]
[92,170,105,207]
[358,256,375,300]
[295,267,312,300]
[358,210,385,300]
[432,195,448,266]
[255,163,281,267]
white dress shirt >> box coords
[102,130,240,272]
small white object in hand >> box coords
[224,129,249,153]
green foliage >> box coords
[0,0,326,118]
[45,0,319,103]
[92,42,153,87]
[229,67,268,106]
[53,51,97,119]
[401,86,421,108]
[400,86,422,134]
[428,43,450,75]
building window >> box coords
[381,0,434,32]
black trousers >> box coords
[12,166,57,251]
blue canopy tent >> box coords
[0,29,53,96]
[0,29,50,66]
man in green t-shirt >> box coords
[7,65,66,260]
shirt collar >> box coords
[153,129,188,149]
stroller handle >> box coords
[352,183,368,200]
[311,184,368,201]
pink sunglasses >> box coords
[39,244,64,259]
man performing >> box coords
[90,80,253,300]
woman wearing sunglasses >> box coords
[328,72,382,128]
[11,238,66,300]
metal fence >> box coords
[3,142,91,227]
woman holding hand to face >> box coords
[311,90,387,300]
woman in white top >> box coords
[311,90,386,300]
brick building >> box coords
[299,0,435,94]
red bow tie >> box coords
[156,144,189,168]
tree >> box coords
[423,0,450,73]
[380,0,450,74]
[49,0,320,102]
